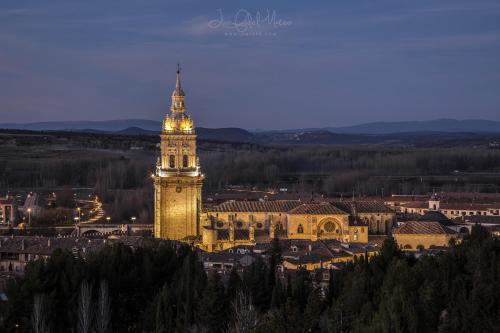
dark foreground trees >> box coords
[1,227,499,332]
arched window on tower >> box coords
[183,155,189,168]
[297,224,304,234]
[169,155,175,168]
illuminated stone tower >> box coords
[154,66,203,240]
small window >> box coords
[183,155,188,168]
[169,155,175,168]
[297,224,304,234]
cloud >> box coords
[371,2,500,23]
[402,32,500,50]
[0,8,43,17]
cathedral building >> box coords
[153,67,204,240]
[154,67,395,250]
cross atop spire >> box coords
[173,63,185,97]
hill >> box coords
[330,118,500,134]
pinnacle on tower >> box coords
[173,63,185,97]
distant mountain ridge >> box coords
[1,118,500,144]
[330,118,500,134]
[0,119,162,132]
[2,118,499,134]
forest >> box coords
[2,130,500,224]
[0,225,498,332]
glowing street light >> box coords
[106,216,111,223]
[131,216,137,223]
[27,208,32,226]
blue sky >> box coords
[1,0,500,129]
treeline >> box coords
[1,226,499,332]
[201,145,500,194]
[3,142,500,216]
[0,158,153,190]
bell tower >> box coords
[154,65,204,240]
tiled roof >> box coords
[418,211,454,226]
[393,221,457,235]
[331,201,394,214]
[440,203,498,210]
[288,203,347,215]
[201,251,254,263]
[208,200,302,213]
[453,215,500,225]
[0,236,106,256]
[0,236,145,256]
[401,201,428,209]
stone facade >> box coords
[154,67,204,240]
[199,201,383,251]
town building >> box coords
[0,236,144,275]
[386,192,500,219]
[0,197,15,225]
[199,200,394,252]
[393,221,459,251]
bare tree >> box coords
[96,280,111,333]
[78,281,93,333]
[32,294,49,333]
[227,292,260,333]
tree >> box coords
[32,294,49,333]
[228,292,260,333]
[227,267,242,300]
[77,281,93,333]
[303,288,324,331]
[197,273,227,332]
[96,280,111,333]
[155,284,174,333]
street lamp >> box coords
[27,208,32,226]
[77,207,81,222]
[106,216,111,223]
[131,216,136,223]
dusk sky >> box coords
[1,0,500,129]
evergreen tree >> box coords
[227,267,242,301]
[303,288,324,332]
[197,272,227,332]
[155,284,174,333]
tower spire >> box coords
[175,63,182,93]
